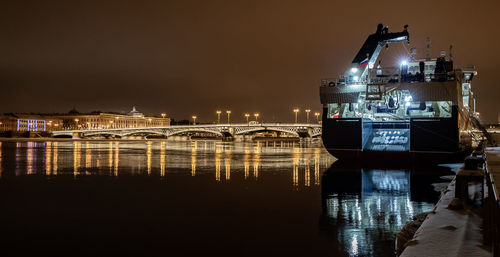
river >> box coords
[0,139,452,256]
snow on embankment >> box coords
[400,175,490,257]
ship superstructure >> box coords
[320,24,479,158]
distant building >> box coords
[58,107,170,130]
[0,107,170,136]
[0,114,63,133]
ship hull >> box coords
[321,106,468,163]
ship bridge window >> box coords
[327,104,340,118]
[327,103,363,118]
[462,83,470,109]
[405,101,452,118]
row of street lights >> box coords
[190,109,320,125]
[293,108,320,123]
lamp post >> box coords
[293,108,299,123]
[226,110,231,124]
[74,118,79,130]
[245,113,250,124]
[216,110,221,124]
[161,113,167,126]
[254,113,259,123]
[192,115,197,125]
[315,112,320,123]
[305,109,311,123]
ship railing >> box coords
[368,67,401,84]
[320,78,338,87]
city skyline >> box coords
[1,0,499,123]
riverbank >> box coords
[399,159,495,256]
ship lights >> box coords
[350,67,358,73]
[353,76,359,82]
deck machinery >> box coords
[320,24,479,158]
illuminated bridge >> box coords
[52,123,322,140]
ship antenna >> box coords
[449,44,453,61]
[425,37,431,61]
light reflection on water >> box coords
[321,167,439,256]
[3,140,333,188]
[0,139,447,256]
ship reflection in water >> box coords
[320,162,449,256]
[0,140,450,256]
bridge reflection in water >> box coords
[3,140,334,188]
[320,162,452,256]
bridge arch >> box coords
[234,127,299,137]
[81,132,124,139]
[167,129,223,137]
[120,130,168,138]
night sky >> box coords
[1,0,499,123]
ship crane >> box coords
[345,24,409,84]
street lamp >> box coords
[216,110,221,124]
[314,112,320,123]
[305,109,311,123]
[245,113,250,124]
[192,115,197,125]
[74,118,79,130]
[293,108,299,123]
[161,113,167,126]
[254,113,259,123]
[226,110,231,124]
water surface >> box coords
[0,140,451,256]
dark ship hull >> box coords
[321,106,469,163]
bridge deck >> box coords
[51,123,322,138]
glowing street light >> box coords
[293,108,299,123]
[305,109,311,123]
[254,113,259,122]
[226,110,231,124]
[314,112,320,123]
[161,113,166,119]
[216,110,221,124]
[245,113,250,123]
[192,115,197,125]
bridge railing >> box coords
[52,123,322,134]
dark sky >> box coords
[1,0,499,123]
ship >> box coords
[319,24,488,161]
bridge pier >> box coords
[72,132,82,139]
